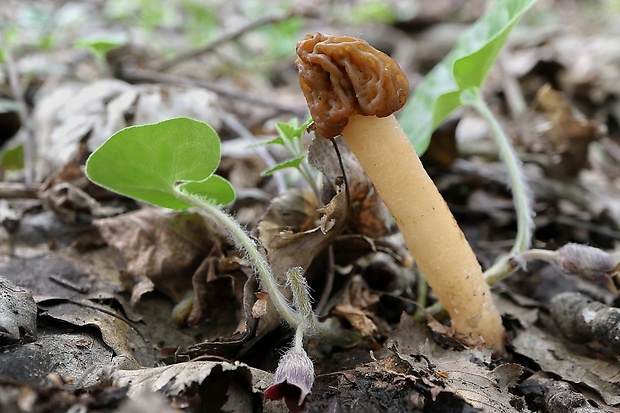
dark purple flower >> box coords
[264,347,315,413]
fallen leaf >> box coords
[534,84,605,178]
[512,323,620,405]
[0,276,37,345]
[95,209,219,303]
[308,135,390,238]
[112,360,267,412]
[390,315,525,412]
[37,297,154,368]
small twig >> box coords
[156,11,296,72]
[49,273,90,294]
[120,67,306,116]
[329,137,351,214]
[45,298,149,343]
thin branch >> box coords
[0,182,39,198]
[156,11,296,72]
[120,67,306,117]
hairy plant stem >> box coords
[173,187,359,348]
[463,89,534,285]
[286,267,319,334]
[174,187,302,328]
[293,324,305,351]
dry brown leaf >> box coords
[252,291,269,318]
[308,135,390,238]
[112,360,266,412]
[332,303,378,338]
[95,209,218,303]
[0,276,37,345]
[332,276,380,338]
[37,297,154,369]
[33,80,221,181]
[187,256,246,326]
[512,323,620,406]
[390,315,524,412]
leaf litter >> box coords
[1,1,620,412]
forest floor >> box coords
[1,0,620,412]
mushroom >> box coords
[296,33,505,349]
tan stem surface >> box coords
[341,114,504,349]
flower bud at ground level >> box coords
[554,243,619,292]
[264,346,315,413]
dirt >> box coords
[1,1,620,412]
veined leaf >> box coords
[399,0,537,154]
[277,118,311,143]
[261,155,305,176]
[86,117,235,209]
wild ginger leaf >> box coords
[86,117,235,210]
[399,0,537,154]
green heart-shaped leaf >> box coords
[399,0,536,154]
[86,117,234,209]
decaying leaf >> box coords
[512,323,620,405]
[33,80,221,181]
[187,256,248,326]
[389,316,525,412]
[534,84,606,178]
[0,329,116,389]
[94,208,220,304]
[331,277,381,338]
[111,360,267,412]
[37,297,154,369]
[308,135,391,238]
[541,379,605,413]
[0,276,37,345]
[252,291,269,318]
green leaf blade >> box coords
[178,175,235,206]
[276,118,312,143]
[399,0,537,154]
[261,155,305,176]
[86,117,233,210]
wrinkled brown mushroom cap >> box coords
[295,33,409,139]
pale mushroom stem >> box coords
[341,114,505,349]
